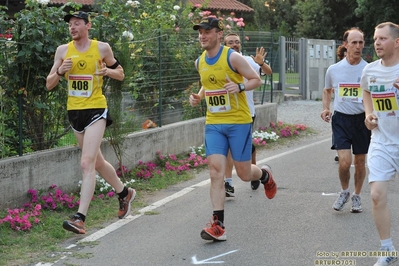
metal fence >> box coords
[0,30,277,159]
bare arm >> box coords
[259,61,272,75]
[251,47,272,75]
[98,42,124,81]
[321,87,333,122]
[189,87,204,107]
[46,44,68,90]
[225,52,262,93]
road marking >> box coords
[322,192,340,196]
[83,138,330,244]
[257,137,330,165]
[73,181,210,245]
[191,250,238,264]
[36,137,330,265]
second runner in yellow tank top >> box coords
[198,46,251,124]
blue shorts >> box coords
[331,111,370,154]
[205,124,252,161]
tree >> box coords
[294,0,335,39]
[355,0,397,39]
[268,0,298,36]
[325,0,362,40]
[0,1,73,157]
[241,0,298,36]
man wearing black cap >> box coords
[46,11,136,234]
[189,17,277,241]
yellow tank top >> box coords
[198,46,251,124]
[64,40,107,110]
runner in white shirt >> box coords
[361,21,399,266]
[321,28,370,213]
[223,33,272,196]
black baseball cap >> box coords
[193,17,224,31]
[64,11,90,23]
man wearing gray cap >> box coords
[189,17,277,241]
[46,11,136,234]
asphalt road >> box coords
[38,130,399,266]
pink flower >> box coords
[237,21,245,27]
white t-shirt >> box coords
[243,55,261,117]
[325,57,367,114]
[361,59,399,145]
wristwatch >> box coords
[238,83,245,93]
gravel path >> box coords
[276,100,332,137]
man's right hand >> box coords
[321,110,332,122]
[365,114,378,130]
[58,57,72,75]
[190,93,201,107]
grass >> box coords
[0,122,313,266]
[0,170,200,266]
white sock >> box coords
[342,188,350,194]
[225,178,233,186]
[381,238,394,249]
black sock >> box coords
[260,169,269,184]
[213,210,224,225]
[118,187,128,199]
[76,212,86,222]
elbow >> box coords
[45,80,53,91]
[257,77,262,87]
[117,73,125,81]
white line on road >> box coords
[191,250,238,264]
[37,137,331,265]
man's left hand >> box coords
[251,47,267,65]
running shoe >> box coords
[118,188,136,219]
[63,214,86,234]
[261,165,277,199]
[374,246,398,266]
[200,218,226,241]
[225,181,235,197]
[332,191,350,211]
[350,195,363,213]
[251,180,260,190]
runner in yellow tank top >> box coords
[65,39,107,110]
[197,45,251,124]
[189,17,278,242]
[46,11,136,235]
